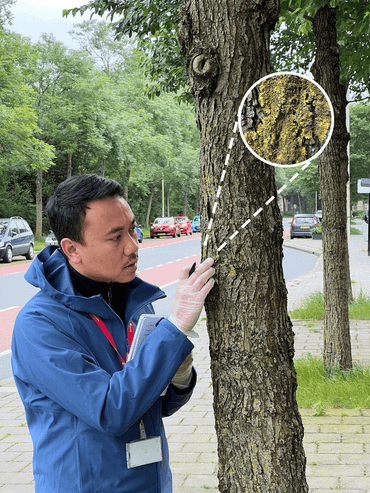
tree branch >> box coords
[287,7,314,23]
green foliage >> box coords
[63,0,192,103]
[276,1,370,100]
[0,21,200,231]
[0,30,55,172]
[295,353,370,409]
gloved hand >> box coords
[171,351,193,388]
[168,257,215,337]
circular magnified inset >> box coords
[237,72,334,168]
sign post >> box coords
[358,178,370,256]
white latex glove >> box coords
[168,257,215,337]
[171,351,193,388]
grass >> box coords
[295,353,370,409]
[350,227,362,235]
[290,291,370,320]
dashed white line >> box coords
[229,231,239,240]
[289,172,299,182]
[253,207,263,217]
[265,196,275,206]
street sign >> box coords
[358,178,370,193]
[357,179,370,256]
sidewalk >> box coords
[1,234,370,492]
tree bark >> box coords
[36,167,43,239]
[177,1,308,491]
[311,6,352,371]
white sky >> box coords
[8,0,97,49]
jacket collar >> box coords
[25,246,166,323]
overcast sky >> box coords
[8,0,96,49]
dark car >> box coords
[290,214,319,239]
[135,225,143,243]
[0,216,34,263]
[174,216,193,235]
[150,217,181,239]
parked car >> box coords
[315,210,322,222]
[150,217,181,238]
[45,230,58,247]
[174,216,193,235]
[0,216,34,263]
[135,225,143,243]
[290,214,319,239]
[192,215,201,232]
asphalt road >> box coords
[0,234,317,379]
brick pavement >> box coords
[1,232,370,492]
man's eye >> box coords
[112,235,121,241]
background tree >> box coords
[66,1,309,490]
[274,0,370,371]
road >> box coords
[0,232,316,379]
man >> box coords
[11,174,215,493]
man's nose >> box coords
[124,234,139,256]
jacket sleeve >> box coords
[12,308,194,437]
[162,368,197,417]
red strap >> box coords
[90,314,133,368]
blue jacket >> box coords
[11,246,195,493]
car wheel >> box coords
[25,244,34,260]
[172,231,176,238]
[139,238,143,243]
[190,230,193,235]
[3,246,12,263]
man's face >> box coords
[64,196,139,283]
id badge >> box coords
[126,419,162,469]
[126,436,162,469]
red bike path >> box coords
[0,235,201,354]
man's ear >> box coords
[60,238,82,264]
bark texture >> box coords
[177,1,308,491]
[311,6,352,371]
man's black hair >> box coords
[45,174,125,245]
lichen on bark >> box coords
[242,74,331,165]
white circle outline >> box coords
[237,71,335,168]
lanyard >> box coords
[90,314,134,368]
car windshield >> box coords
[193,216,200,221]
[175,218,185,222]
[295,217,314,225]
[154,218,172,224]
[0,221,9,234]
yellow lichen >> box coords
[244,74,331,165]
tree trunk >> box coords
[177,2,308,492]
[36,167,43,239]
[67,153,72,178]
[167,189,170,217]
[99,159,106,177]
[124,168,130,201]
[311,6,352,371]
[146,185,154,228]
[183,190,188,216]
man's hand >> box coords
[168,258,215,337]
